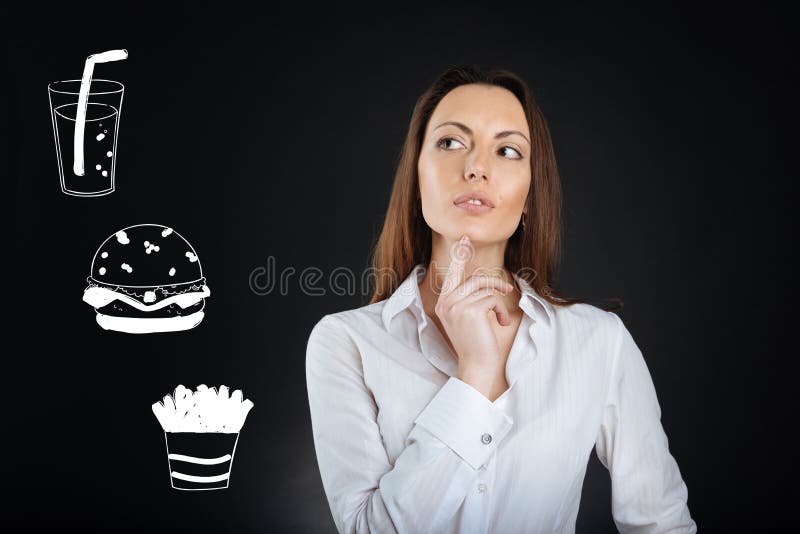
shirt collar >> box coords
[381,262,554,332]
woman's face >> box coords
[418,83,532,244]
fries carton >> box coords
[152,384,254,491]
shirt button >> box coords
[477,483,487,494]
[481,433,492,444]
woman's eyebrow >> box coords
[433,120,530,145]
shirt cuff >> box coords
[413,376,514,470]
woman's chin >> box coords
[450,229,493,244]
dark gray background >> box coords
[6,2,790,532]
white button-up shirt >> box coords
[305,262,696,533]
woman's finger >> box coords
[440,235,470,300]
[441,275,514,308]
[450,289,512,326]
[469,293,511,326]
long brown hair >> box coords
[367,64,622,313]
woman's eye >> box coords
[437,137,523,160]
[500,146,523,159]
[437,137,465,150]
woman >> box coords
[305,65,696,533]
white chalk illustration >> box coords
[152,384,254,491]
[48,49,128,196]
[82,224,211,334]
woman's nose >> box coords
[464,148,490,182]
[465,163,488,182]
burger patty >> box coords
[96,298,205,318]
[87,276,207,305]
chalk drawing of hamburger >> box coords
[82,224,210,333]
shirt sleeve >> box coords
[305,314,513,534]
[595,313,698,533]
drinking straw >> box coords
[73,49,128,176]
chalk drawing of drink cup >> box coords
[48,49,128,197]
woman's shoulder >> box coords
[549,302,628,376]
[305,300,391,373]
[555,299,621,331]
[307,299,389,342]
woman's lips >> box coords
[454,201,494,214]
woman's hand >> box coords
[434,235,515,398]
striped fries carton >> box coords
[153,384,254,491]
